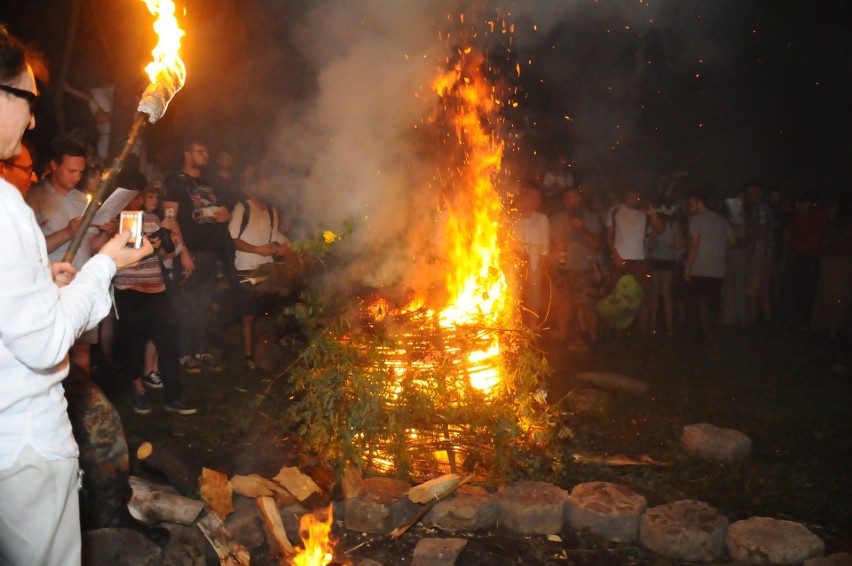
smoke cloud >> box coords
[257,0,748,294]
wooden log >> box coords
[390,475,472,539]
[256,496,295,559]
[408,473,460,504]
[127,476,204,525]
[230,474,290,499]
[341,463,363,499]
[197,511,251,566]
[273,466,321,502]
[136,441,196,495]
[199,468,234,520]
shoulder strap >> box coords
[237,200,251,238]
[237,200,276,242]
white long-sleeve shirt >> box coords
[0,179,116,469]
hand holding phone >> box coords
[119,211,144,249]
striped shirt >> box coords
[113,212,166,293]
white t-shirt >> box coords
[516,212,549,273]
[606,205,648,261]
[228,200,289,271]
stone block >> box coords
[639,499,728,562]
[344,477,419,534]
[682,423,752,463]
[575,372,649,395]
[804,553,852,566]
[424,485,497,532]
[412,537,468,566]
[565,481,647,542]
[160,523,206,566]
[280,503,309,545]
[224,496,265,549]
[497,481,568,535]
[82,528,161,566]
[727,516,825,564]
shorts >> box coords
[649,259,677,273]
[746,254,773,297]
[554,269,597,305]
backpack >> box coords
[236,199,277,242]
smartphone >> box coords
[164,207,176,220]
[119,211,144,248]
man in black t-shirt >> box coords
[162,139,231,373]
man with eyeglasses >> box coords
[0,28,152,565]
[163,139,231,373]
[0,142,37,196]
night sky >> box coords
[2,1,851,198]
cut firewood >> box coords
[136,441,196,495]
[273,466,321,502]
[570,453,672,466]
[127,476,204,525]
[231,474,290,499]
[197,511,251,566]
[257,495,295,558]
[408,473,460,504]
[341,463,363,499]
[390,474,472,539]
[199,467,234,520]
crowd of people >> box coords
[514,166,852,349]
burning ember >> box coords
[291,506,334,566]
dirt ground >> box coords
[103,317,852,564]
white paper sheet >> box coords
[92,188,139,225]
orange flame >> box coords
[137,0,186,122]
[291,506,334,566]
[434,49,509,393]
[140,0,186,87]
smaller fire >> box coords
[291,505,334,566]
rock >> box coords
[160,523,206,566]
[344,477,419,534]
[639,499,728,562]
[565,482,647,542]
[412,537,468,566]
[82,528,161,566]
[424,485,497,532]
[280,503,309,545]
[497,481,568,535]
[727,516,825,564]
[224,496,266,549]
[804,553,852,565]
[574,372,649,395]
[682,423,752,463]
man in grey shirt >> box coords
[685,190,735,340]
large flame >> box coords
[291,506,334,566]
[435,48,509,393]
[137,0,186,122]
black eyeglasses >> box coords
[2,160,35,176]
[0,84,38,113]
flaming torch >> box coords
[62,0,186,263]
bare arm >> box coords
[163,200,195,276]
[685,233,700,282]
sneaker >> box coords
[196,353,222,373]
[133,391,152,415]
[181,355,201,374]
[142,371,164,389]
[245,356,256,370]
[164,399,198,415]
